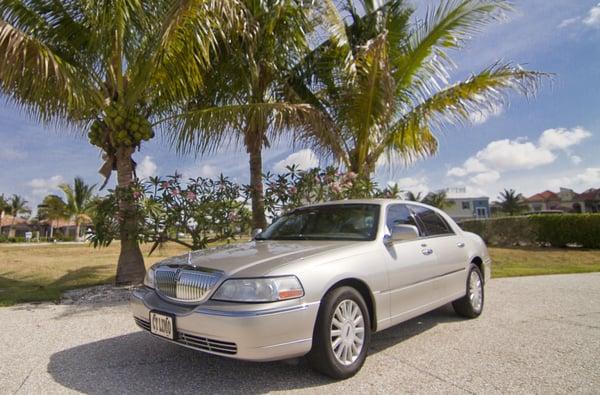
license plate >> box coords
[150,312,175,340]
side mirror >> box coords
[386,224,419,244]
[251,228,263,240]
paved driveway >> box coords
[1,273,599,394]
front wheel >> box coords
[452,264,484,318]
[307,286,371,379]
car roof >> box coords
[301,198,432,209]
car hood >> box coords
[155,240,360,277]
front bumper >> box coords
[130,286,320,361]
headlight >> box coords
[143,268,155,288]
[211,276,304,302]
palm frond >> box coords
[161,102,342,159]
[377,63,547,165]
[0,19,98,123]
[396,0,511,101]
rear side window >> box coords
[386,204,420,234]
[410,206,453,236]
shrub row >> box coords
[459,214,600,249]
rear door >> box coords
[408,205,469,296]
[384,204,440,322]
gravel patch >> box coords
[60,285,134,305]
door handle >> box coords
[421,248,433,256]
[457,242,465,248]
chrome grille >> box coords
[135,317,237,355]
[155,266,221,303]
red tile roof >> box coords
[526,190,559,202]
[577,188,600,200]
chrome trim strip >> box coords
[259,337,312,349]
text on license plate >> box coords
[150,312,174,340]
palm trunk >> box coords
[114,146,145,285]
[248,141,267,230]
[75,221,81,242]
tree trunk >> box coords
[75,221,81,242]
[114,146,146,285]
[248,141,267,230]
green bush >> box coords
[531,214,600,249]
[460,214,600,249]
[460,216,537,247]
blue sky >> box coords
[1,0,599,209]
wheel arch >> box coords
[470,256,484,283]
[323,278,378,332]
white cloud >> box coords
[583,3,600,27]
[558,17,579,28]
[27,175,65,197]
[0,146,26,160]
[273,149,319,174]
[476,139,556,171]
[570,155,583,165]
[136,156,158,179]
[538,127,592,151]
[548,168,600,190]
[388,176,429,196]
[447,157,488,177]
[468,104,503,125]
[471,170,501,186]
[446,126,592,192]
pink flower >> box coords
[289,186,297,194]
[171,188,180,196]
[331,182,341,193]
[186,191,196,201]
[227,212,239,222]
[132,191,142,200]
[345,171,357,180]
[161,181,169,189]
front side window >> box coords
[386,204,420,235]
[257,204,380,241]
[462,201,471,210]
[410,205,454,236]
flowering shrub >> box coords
[90,167,401,252]
[262,165,401,217]
[89,174,251,251]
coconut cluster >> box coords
[88,103,154,148]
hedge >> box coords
[459,214,600,249]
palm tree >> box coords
[7,195,30,236]
[422,190,454,210]
[291,0,546,178]
[0,1,250,283]
[497,188,526,216]
[59,177,96,241]
[0,193,8,235]
[37,194,69,239]
[404,191,423,202]
[173,0,336,230]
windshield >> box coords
[257,204,380,241]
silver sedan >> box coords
[131,199,491,379]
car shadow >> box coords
[47,304,462,393]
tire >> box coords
[452,264,484,318]
[307,286,371,379]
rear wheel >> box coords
[452,264,484,318]
[307,286,371,379]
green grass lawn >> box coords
[1,243,599,306]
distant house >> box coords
[443,187,490,221]
[525,187,600,213]
[0,211,90,239]
[0,213,30,237]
